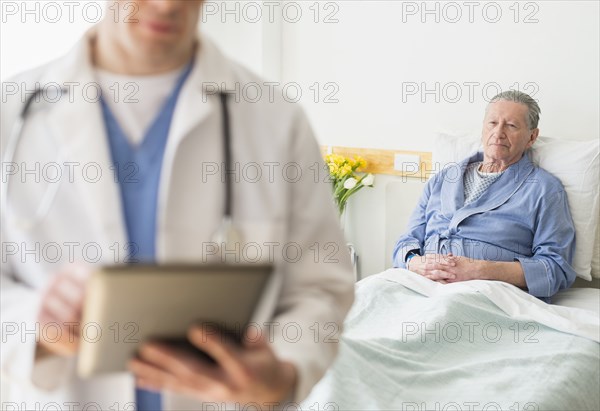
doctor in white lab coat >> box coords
[0,1,354,409]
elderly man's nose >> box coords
[490,124,506,139]
[493,122,508,134]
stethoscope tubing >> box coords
[1,89,56,230]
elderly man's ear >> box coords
[527,128,540,149]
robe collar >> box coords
[439,151,536,233]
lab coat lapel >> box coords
[449,152,536,230]
[156,37,237,256]
[439,155,471,217]
[166,37,237,149]
[41,30,128,247]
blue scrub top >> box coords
[100,61,194,410]
[101,62,193,262]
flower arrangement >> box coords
[325,154,375,216]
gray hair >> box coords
[488,90,541,130]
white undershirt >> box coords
[95,67,185,146]
[463,161,505,206]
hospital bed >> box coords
[301,135,600,411]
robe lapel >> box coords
[449,152,536,231]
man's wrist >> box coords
[406,255,415,270]
[474,259,491,280]
[476,260,526,287]
[405,250,421,263]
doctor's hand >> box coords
[128,325,297,407]
[36,265,91,358]
[407,253,458,283]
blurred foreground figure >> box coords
[0,1,354,409]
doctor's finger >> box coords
[48,276,86,308]
[37,313,79,356]
[131,356,232,401]
[188,326,250,387]
[41,293,80,323]
[45,267,88,297]
[60,264,92,285]
[38,309,81,339]
[139,343,222,383]
[128,358,182,392]
[43,308,80,331]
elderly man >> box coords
[0,0,353,409]
[392,90,576,302]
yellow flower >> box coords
[354,156,366,170]
[325,154,368,180]
[323,153,374,215]
[340,164,353,177]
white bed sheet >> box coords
[301,269,600,410]
[553,287,600,314]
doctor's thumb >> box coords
[243,327,269,349]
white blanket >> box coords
[301,269,600,411]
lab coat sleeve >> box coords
[0,87,73,392]
[391,177,434,268]
[268,108,355,404]
[515,189,577,298]
[0,90,41,387]
[0,241,75,392]
[0,257,41,384]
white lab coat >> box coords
[0,29,354,409]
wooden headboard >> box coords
[321,145,432,180]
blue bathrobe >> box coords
[392,151,577,301]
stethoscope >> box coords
[1,88,65,232]
[1,88,241,248]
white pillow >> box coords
[433,131,482,167]
[591,226,600,279]
[433,132,600,281]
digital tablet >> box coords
[77,264,277,378]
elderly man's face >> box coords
[110,0,203,54]
[481,100,539,167]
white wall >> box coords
[281,0,599,151]
[279,0,599,277]
[0,1,95,80]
